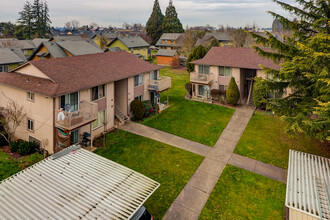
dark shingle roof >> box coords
[32,38,49,48]
[56,41,103,56]
[0,48,25,65]
[191,47,280,70]
[51,35,84,41]
[0,52,162,97]
[43,42,68,58]
[156,49,177,57]
[156,33,183,47]
[108,36,149,48]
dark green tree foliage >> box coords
[146,0,164,45]
[253,77,269,108]
[226,77,240,105]
[207,39,219,51]
[162,0,184,33]
[130,100,145,120]
[0,22,16,38]
[186,45,207,72]
[249,0,329,140]
[17,0,51,39]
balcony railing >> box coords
[55,100,98,131]
[148,76,171,92]
[190,72,213,84]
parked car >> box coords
[130,206,153,220]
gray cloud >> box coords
[0,0,295,28]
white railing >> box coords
[55,100,98,130]
[148,76,171,92]
[190,72,212,83]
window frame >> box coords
[198,65,210,74]
[27,92,35,102]
[27,118,34,132]
[92,110,106,130]
[0,65,9,73]
[134,74,144,87]
[219,66,231,77]
[92,85,105,101]
[135,95,144,101]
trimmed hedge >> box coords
[130,100,145,120]
[226,77,240,105]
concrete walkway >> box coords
[119,105,287,219]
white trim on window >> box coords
[27,92,35,102]
[27,118,34,132]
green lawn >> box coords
[199,165,286,220]
[234,111,330,169]
[142,67,235,146]
[94,129,203,220]
[0,149,43,181]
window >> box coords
[135,95,144,101]
[93,110,105,129]
[198,65,209,74]
[134,74,144,87]
[60,92,78,112]
[150,71,158,80]
[198,85,209,97]
[92,85,105,101]
[0,65,9,72]
[70,129,79,144]
[27,119,34,132]
[23,50,28,55]
[219,85,228,92]
[27,92,35,101]
[219,66,231,77]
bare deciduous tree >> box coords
[180,30,198,56]
[89,22,99,29]
[0,96,27,144]
[64,20,80,30]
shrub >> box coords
[142,101,153,117]
[185,83,192,96]
[0,132,8,147]
[10,139,23,152]
[170,57,180,69]
[253,77,269,109]
[130,100,145,120]
[153,104,160,113]
[226,77,240,105]
[17,141,38,156]
[210,89,221,100]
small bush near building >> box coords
[130,100,145,120]
[253,77,269,109]
[185,83,192,96]
[170,57,180,69]
[0,132,8,147]
[210,89,221,100]
[143,101,153,117]
[10,139,38,156]
[226,77,240,105]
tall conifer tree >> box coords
[162,0,184,33]
[18,1,33,39]
[146,0,164,45]
[250,0,329,140]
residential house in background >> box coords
[32,38,49,48]
[190,47,280,104]
[0,51,171,154]
[0,48,27,72]
[156,33,183,50]
[156,49,179,66]
[194,32,232,48]
[30,40,103,60]
[91,33,118,48]
[50,35,84,42]
[107,36,149,60]
[0,39,36,58]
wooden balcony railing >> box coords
[148,76,171,92]
[55,100,98,131]
[190,72,213,84]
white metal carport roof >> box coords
[285,150,330,219]
[0,145,160,220]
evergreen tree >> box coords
[17,1,33,39]
[249,0,329,140]
[207,39,219,51]
[41,1,51,36]
[162,0,184,33]
[146,0,164,45]
[226,77,240,105]
[186,45,207,72]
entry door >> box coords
[150,91,155,104]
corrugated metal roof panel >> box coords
[0,145,160,220]
[286,150,330,219]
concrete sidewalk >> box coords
[120,105,287,219]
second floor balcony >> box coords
[55,100,98,131]
[190,72,213,84]
[148,76,171,92]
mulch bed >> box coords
[0,146,21,159]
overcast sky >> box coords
[1,0,295,28]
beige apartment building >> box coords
[0,51,171,154]
[190,47,283,104]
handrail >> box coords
[247,80,254,105]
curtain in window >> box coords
[92,87,98,101]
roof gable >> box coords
[109,36,149,48]
[56,41,103,56]
[0,48,24,65]
[11,63,52,80]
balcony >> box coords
[190,72,213,84]
[148,76,171,92]
[55,100,98,131]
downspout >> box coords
[52,98,56,155]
